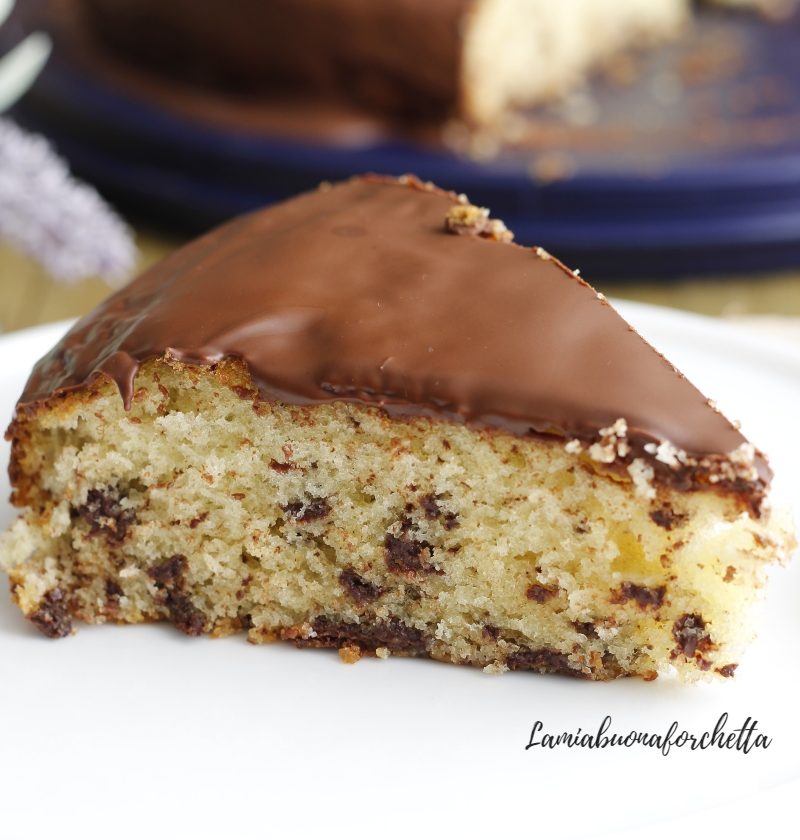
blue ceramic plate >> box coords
[5,1,800,278]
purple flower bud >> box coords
[0,118,137,285]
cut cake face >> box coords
[1,176,793,680]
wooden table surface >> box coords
[3,227,800,336]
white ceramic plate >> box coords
[0,304,798,840]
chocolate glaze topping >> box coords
[79,0,469,120]
[16,176,769,495]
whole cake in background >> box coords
[77,0,796,125]
[0,175,793,680]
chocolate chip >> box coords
[611,582,666,609]
[269,459,295,473]
[74,487,136,545]
[296,616,427,655]
[189,512,209,529]
[572,621,598,638]
[505,647,578,676]
[339,568,384,604]
[419,494,459,530]
[420,494,440,520]
[483,624,501,640]
[165,592,206,636]
[105,579,123,600]
[282,497,330,523]
[526,583,558,603]
[148,555,206,636]
[384,531,435,575]
[29,588,72,639]
[672,613,714,660]
[148,554,187,587]
[649,504,688,531]
[716,663,737,678]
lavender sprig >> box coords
[0,118,136,285]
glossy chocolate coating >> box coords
[18,176,764,485]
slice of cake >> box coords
[0,176,793,680]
